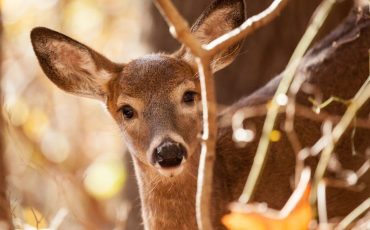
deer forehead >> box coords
[110,54,197,105]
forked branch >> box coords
[205,0,289,57]
[154,0,204,57]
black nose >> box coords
[153,140,187,168]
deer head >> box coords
[31,0,245,178]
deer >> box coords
[30,0,370,229]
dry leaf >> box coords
[223,168,312,230]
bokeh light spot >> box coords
[276,94,288,106]
[65,0,103,41]
[5,98,29,126]
[234,128,255,143]
[41,131,71,163]
[23,108,49,141]
[270,130,282,142]
[84,158,126,200]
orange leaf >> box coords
[223,168,312,230]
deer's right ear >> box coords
[31,27,122,101]
[176,0,245,73]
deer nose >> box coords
[153,140,187,168]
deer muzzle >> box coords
[152,140,187,176]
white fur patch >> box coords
[171,80,199,114]
[155,162,186,177]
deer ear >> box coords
[31,27,122,101]
[176,0,245,73]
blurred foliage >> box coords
[1,0,149,229]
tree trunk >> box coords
[0,9,13,230]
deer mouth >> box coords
[156,161,186,177]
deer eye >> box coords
[120,105,135,120]
[183,91,197,104]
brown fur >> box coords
[30,28,122,100]
[31,1,370,229]
[176,0,245,72]
[104,55,203,229]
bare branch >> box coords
[154,0,204,57]
[195,56,216,230]
[232,103,370,131]
[317,181,328,226]
[154,1,216,229]
[239,0,337,203]
[336,198,370,229]
[311,77,370,204]
[206,0,289,57]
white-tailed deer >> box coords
[31,0,369,229]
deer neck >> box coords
[132,153,200,230]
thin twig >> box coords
[311,77,370,204]
[205,0,289,57]
[49,208,69,230]
[30,208,42,230]
[231,98,370,188]
[336,198,370,230]
[317,181,328,226]
[239,0,337,203]
[231,103,370,132]
[154,0,204,57]
[195,56,217,230]
[153,1,215,229]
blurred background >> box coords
[2,0,148,229]
[0,0,353,229]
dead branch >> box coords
[238,0,337,204]
[311,77,370,204]
[205,0,289,57]
[231,103,370,132]
[154,0,204,57]
[336,198,370,229]
[194,56,217,230]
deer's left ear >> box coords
[31,27,123,101]
[175,0,246,73]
